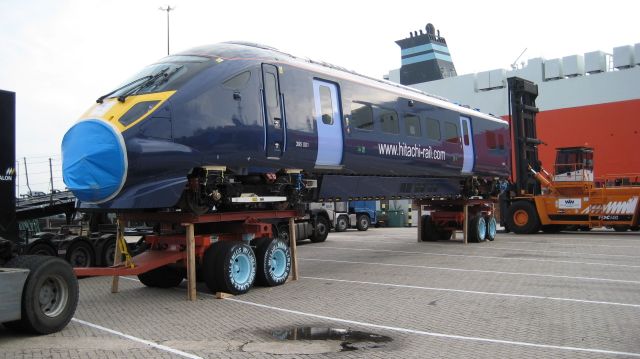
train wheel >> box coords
[335,216,348,232]
[310,216,329,243]
[506,201,541,234]
[356,214,370,231]
[4,255,79,334]
[485,215,497,241]
[215,241,256,295]
[138,265,184,288]
[468,215,487,243]
[179,190,209,216]
[65,241,95,268]
[255,238,291,287]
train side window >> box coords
[486,131,497,149]
[223,71,251,90]
[425,118,441,141]
[319,85,333,125]
[380,109,399,134]
[351,103,373,130]
[264,73,278,108]
[445,122,460,143]
[404,114,421,137]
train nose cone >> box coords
[62,119,128,203]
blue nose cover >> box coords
[62,119,127,203]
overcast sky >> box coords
[1,0,639,192]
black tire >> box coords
[27,242,56,257]
[438,230,453,241]
[276,224,291,245]
[578,226,592,231]
[4,255,79,334]
[631,226,640,231]
[201,241,226,292]
[310,216,330,243]
[215,241,256,295]
[335,216,348,232]
[255,238,291,287]
[179,189,209,216]
[506,201,541,234]
[65,240,95,268]
[356,214,370,231]
[137,265,184,288]
[541,225,565,234]
[613,225,629,232]
[101,239,117,266]
[485,215,497,241]
[420,215,439,242]
[468,215,487,243]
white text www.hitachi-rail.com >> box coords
[378,142,447,161]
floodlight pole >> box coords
[159,5,175,55]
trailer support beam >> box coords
[184,223,196,301]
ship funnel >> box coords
[395,23,457,85]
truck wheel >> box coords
[356,214,370,231]
[335,216,348,232]
[631,226,640,231]
[255,238,291,287]
[468,215,487,243]
[137,265,184,288]
[485,215,497,241]
[613,225,629,232]
[27,242,56,257]
[66,241,95,268]
[310,216,329,242]
[420,215,438,242]
[102,240,117,266]
[542,225,565,233]
[276,224,291,245]
[4,255,78,334]
[201,241,226,292]
[506,201,541,234]
[215,241,256,295]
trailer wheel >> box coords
[506,201,541,234]
[485,215,497,241]
[438,230,453,241]
[4,255,78,334]
[215,241,256,295]
[356,214,370,231]
[201,241,226,292]
[138,265,184,288]
[310,216,329,243]
[420,215,439,242]
[276,224,291,245]
[66,241,95,268]
[255,238,291,287]
[468,215,487,243]
[27,242,56,257]
[101,240,118,266]
[335,216,349,232]
[631,226,640,231]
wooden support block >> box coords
[184,223,197,301]
[111,218,124,293]
[215,292,234,299]
[416,204,423,242]
[289,217,298,281]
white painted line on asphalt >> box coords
[337,238,640,258]
[302,276,640,308]
[312,245,640,269]
[223,297,640,358]
[299,258,640,285]
[71,318,202,359]
[488,240,640,250]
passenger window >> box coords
[223,71,251,90]
[319,85,333,125]
[404,114,421,137]
[461,120,470,145]
[380,109,399,134]
[486,132,497,149]
[351,103,373,130]
[264,73,278,108]
[425,118,441,141]
[445,122,460,143]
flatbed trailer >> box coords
[416,198,497,244]
[75,210,300,300]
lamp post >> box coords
[159,5,175,55]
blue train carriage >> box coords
[62,42,511,214]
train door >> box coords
[312,79,343,167]
[460,116,474,173]
[261,64,285,159]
